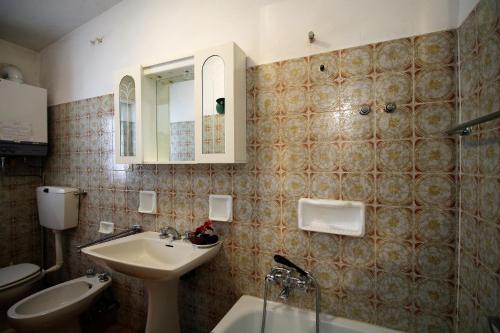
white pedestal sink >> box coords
[82,231,221,333]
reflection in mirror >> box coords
[156,67,195,162]
[119,75,136,156]
[202,55,225,154]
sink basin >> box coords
[82,231,220,280]
[82,231,221,333]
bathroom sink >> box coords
[82,231,221,280]
[82,231,221,333]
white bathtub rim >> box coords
[211,295,402,333]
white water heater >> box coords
[0,78,47,156]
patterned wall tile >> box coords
[415,102,455,137]
[170,121,195,161]
[309,51,339,84]
[376,174,413,206]
[415,31,455,67]
[376,140,413,172]
[457,1,500,330]
[375,72,412,105]
[415,174,456,207]
[415,67,455,102]
[37,26,477,333]
[374,38,412,72]
[1,161,42,268]
[340,77,374,110]
[376,207,412,240]
[280,58,308,87]
[376,106,413,139]
[340,45,374,77]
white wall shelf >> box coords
[298,198,365,237]
[209,195,232,222]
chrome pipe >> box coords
[308,273,321,333]
[446,110,500,135]
[260,275,272,333]
[76,225,142,252]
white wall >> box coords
[0,39,40,86]
[457,0,480,26]
[41,0,464,106]
[169,80,194,123]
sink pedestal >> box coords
[144,279,180,333]
[81,233,221,333]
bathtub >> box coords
[212,295,401,333]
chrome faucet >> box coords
[279,285,292,301]
[159,226,181,240]
[265,266,313,301]
[261,255,321,333]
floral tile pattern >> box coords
[170,121,195,161]
[374,39,412,72]
[415,67,455,102]
[457,0,500,332]
[415,31,455,67]
[40,16,500,333]
[340,46,373,77]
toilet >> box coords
[0,186,78,309]
[0,263,43,308]
[0,186,111,332]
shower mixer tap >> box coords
[261,255,321,333]
[265,266,312,301]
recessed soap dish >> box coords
[209,195,232,222]
[298,198,365,237]
[138,191,157,214]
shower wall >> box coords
[456,0,500,331]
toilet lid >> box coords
[0,263,41,290]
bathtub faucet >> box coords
[261,255,321,333]
[266,255,315,299]
[266,266,311,301]
[279,285,291,301]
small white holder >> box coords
[209,195,232,222]
[98,221,114,234]
[298,198,365,237]
[138,190,157,214]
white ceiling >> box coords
[0,0,123,51]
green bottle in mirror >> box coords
[216,97,225,115]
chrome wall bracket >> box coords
[359,104,371,115]
[308,31,315,43]
[460,127,472,136]
[446,110,500,136]
[384,102,397,113]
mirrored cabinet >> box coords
[113,42,246,165]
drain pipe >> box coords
[44,230,63,274]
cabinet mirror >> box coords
[156,67,195,162]
[118,75,137,157]
[201,55,225,154]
